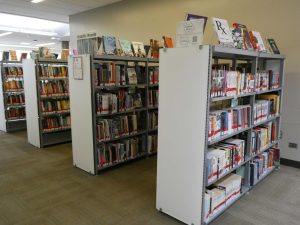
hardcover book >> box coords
[267,38,280,54]
[212,18,234,47]
[162,36,174,48]
[231,26,244,49]
[9,50,17,61]
[103,36,117,55]
[119,39,134,56]
[249,31,266,52]
[2,51,9,61]
[185,13,208,32]
[132,41,146,57]
[233,23,253,50]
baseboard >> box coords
[281,158,300,169]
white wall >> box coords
[69,0,300,161]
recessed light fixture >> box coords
[51,37,60,40]
[0,31,12,37]
[20,42,31,45]
[0,43,37,49]
[36,42,56,47]
[31,0,45,3]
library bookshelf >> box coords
[0,61,26,132]
[69,54,159,175]
[23,59,71,148]
[156,45,285,225]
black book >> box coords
[267,38,280,54]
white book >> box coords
[127,67,137,85]
[250,31,267,52]
[101,95,110,114]
[176,19,204,47]
[212,17,234,47]
[131,41,146,57]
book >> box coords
[267,38,280,54]
[150,39,160,58]
[127,67,138,85]
[119,39,134,56]
[249,31,266,52]
[162,36,174,48]
[176,20,204,47]
[231,26,244,49]
[103,36,117,55]
[132,41,146,57]
[185,13,208,32]
[9,50,17,61]
[212,18,234,47]
[2,51,9,61]
[20,53,28,60]
[232,23,253,50]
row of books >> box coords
[42,115,71,132]
[40,99,70,113]
[4,80,24,91]
[207,138,245,184]
[149,111,158,130]
[251,121,278,156]
[208,105,251,142]
[7,107,26,120]
[149,90,159,108]
[37,65,68,78]
[39,80,69,96]
[148,134,158,154]
[212,17,280,54]
[3,67,23,77]
[6,94,25,106]
[210,70,280,98]
[253,94,280,124]
[97,114,145,142]
[250,148,279,186]
[95,63,146,86]
[96,90,143,115]
[97,136,147,168]
[204,173,242,222]
[2,50,27,61]
[149,67,159,85]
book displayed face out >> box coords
[212,17,234,47]
[176,19,204,47]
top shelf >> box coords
[1,60,22,64]
[93,54,159,63]
[212,45,285,60]
[37,59,67,63]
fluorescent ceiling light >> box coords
[31,0,46,3]
[20,42,31,45]
[0,26,57,36]
[0,32,12,37]
[36,42,56,47]
[0,43,37,49]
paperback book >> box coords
[267,38,280,54]
[103,36,117,55]
[119,39,134,56]
[232,23,253,50]
[212,17,234,47]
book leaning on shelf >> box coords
[37,64,68,78]
[98,135,147,168]
[42,115,71,132]
[208,105,251,142]
[40,80,69,96]
[253,94,280,124]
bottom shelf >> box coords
[204,167,276,224]
[5,119,26,132]
[97,152,148,171]
[204,186,249,224]
[41,129,72,147]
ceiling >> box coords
[0,0,123,23]
[0,0,123,52]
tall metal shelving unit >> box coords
[0,61,26,132]
[156,45,285,225]
[23,58,71,148]
[69,54,159,175]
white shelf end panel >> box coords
[156,46,210,225]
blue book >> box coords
[103,36,116,55]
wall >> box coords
[69,0,300,161]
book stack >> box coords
[251,121,278,156]
[40,80,69,96]
[95,63,146,86]
[148,134,158,154]
[4,80,24,91]
[97,135,147,168]
[97,114,144,142]
[250,148,279,186]
[253,94,280,124]
[7,107,26,120]
[37,64,68,78]
[149,111,158,130]
[149,66,159,85]
[208,105,251,142]
[40,99,70,114]
[148,90,159,108]
[205,173,242,222]
[207,138,245,183]
[211,70,256,98]
[96,89,143,115]
[3,66,23,77]
[42,115,71,132]
[7,94,25,106]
